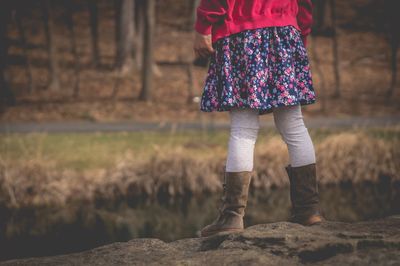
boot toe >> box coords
[297,214,325,226]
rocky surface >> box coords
[1,215,400,266]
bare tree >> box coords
[115,0,135,73]
[187,0,202,104]
[65,3,80,98]
[88,0,100,67]
[384,0,399,98]
[313,0,334,36]
[312,0,341,98]
[134,0,144,69]
[15,5,33,93]
[139,0,155,101]
[134,0,162,76]
[42,0,61,91]
[190,0,200,30]
[311,37,327,113]
[0,1,15,106]
[330,0,341,98]
[186,63,195,104]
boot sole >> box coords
[290,214,324,226]
[200,228,243,238]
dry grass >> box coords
[0,130,398,210]
[317,132,400,184]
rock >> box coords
[1,216,400,266]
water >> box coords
[0,178,399,261]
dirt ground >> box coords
[1,0,399,123]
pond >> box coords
[0,177,399,261]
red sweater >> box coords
[195,0,313,46]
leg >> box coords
[226,108,260,172]
[200,108,259,237]
[273,105,315,167]
[273,105,323,225]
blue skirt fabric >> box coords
[200,26,316,115]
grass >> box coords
[0,130,228,171]
[0,127,399,209]
[0,127,399,172]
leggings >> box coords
[226,105,316,172]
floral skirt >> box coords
[200,26,316,115]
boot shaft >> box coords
[221,171,252,216]
[200,171,252,237]
[285,163,320,219]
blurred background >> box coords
[0,0,399,261]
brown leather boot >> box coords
[285,163,324,226]
[200,171,252,237]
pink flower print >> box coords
[269,72,273,79]
[200,26,315,114]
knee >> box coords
[230,126,259,142]
[273,106,307,142]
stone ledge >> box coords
[1,216,400,266]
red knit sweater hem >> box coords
[211,16,300,43]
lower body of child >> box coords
[199,26,324,237]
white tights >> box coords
[225,105,316,172]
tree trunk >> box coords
[186,63,196,104]
[42,0,60,91]
[139,0,155,101]
[15,7,33,93]
[134,0,144,69]
[65,3,80,98]
[0,1,16,107]
[330,0,340,98]
[88,0,100,67]
[311,37,326,113]
[315,0,327,28]
[387,38,398,98]
[385,0,399,99]
[115,0,135,73]
[190,0,200,29]
[187,0,201,103]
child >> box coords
[193,0,324,237]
